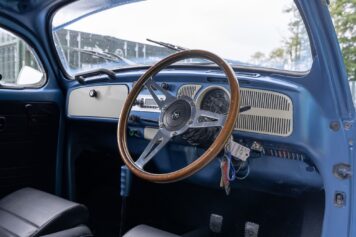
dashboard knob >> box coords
[161,82,169,90]
[89,89,97,98]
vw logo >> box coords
[171,111,181,120]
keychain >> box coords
[220,157,230,195]
[220,137,251,195]
[220,139,237,195]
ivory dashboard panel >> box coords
[68,85,128,119]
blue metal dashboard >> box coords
[66,67,324,195]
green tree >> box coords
[282,4,312,71]
[284,5,302,63]
[268,48,287,68]
[330,0,356,80]
[250,1,356,75]
[249,4,312,71]
[269,48,285,59]
[250,51,266,65]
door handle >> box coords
[0,116,6,132]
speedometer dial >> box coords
[200,88,230,114]
[182,87,230,146]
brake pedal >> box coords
[209,214,223,234]
[244,221,259,237]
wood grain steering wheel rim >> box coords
[117,49,240,183]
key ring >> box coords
[225,152,236,181]
[236,165,250,180]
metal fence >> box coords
[0,29,40,83]
[0,32,19,83]
[54,29,173,72]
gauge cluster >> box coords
[131,83,293,137]
[197,87,230,115]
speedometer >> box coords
[182,87,230,146]
[200,88,230,114]
[182,87,230,145]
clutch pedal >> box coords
[244,221,259,237]
[209,213,223,234]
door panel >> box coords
[0,102,59,197]
[0,23,64,197]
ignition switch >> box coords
[129,129,140,137]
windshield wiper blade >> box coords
[103,51,137,65]
[70,48,120,62]
[63,47,136,65]
[147,38,188,51]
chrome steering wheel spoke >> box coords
[118,50,240,183]
[189,109,226,128]
[145,77,176,109]
[135,129,172,169]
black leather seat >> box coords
[124,225,179,237]
[0,188,92,237]
[124,225,210,237]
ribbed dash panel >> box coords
[236,88,293,136]
[240,89,291,111]
[177,84,202,99]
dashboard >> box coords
[68,83,293,137]
[66,69,323,195]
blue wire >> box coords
[226,152,236,181]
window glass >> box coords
[0,28,45,87]
[52,0,313,77]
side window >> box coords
[0,28,45,88]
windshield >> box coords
[52,0,313,77]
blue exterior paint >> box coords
[298,1,354,236]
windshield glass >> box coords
[52,0,313,77]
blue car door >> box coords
[0,25,64,197]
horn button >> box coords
[162,99,192,131]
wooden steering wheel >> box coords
[117,50,240,183]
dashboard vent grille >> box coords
[177,84,202,99]
[265,148,305,161]
[236,88,293,136]
[240,89,291,111]
[143,98,158,108]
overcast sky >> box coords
[62,0,294,62]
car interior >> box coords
[0,0,354,237]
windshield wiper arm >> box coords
[147,38,188,51]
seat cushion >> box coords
[124,225,179,237]
[0,188,89,237]
[41,225,93,237]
